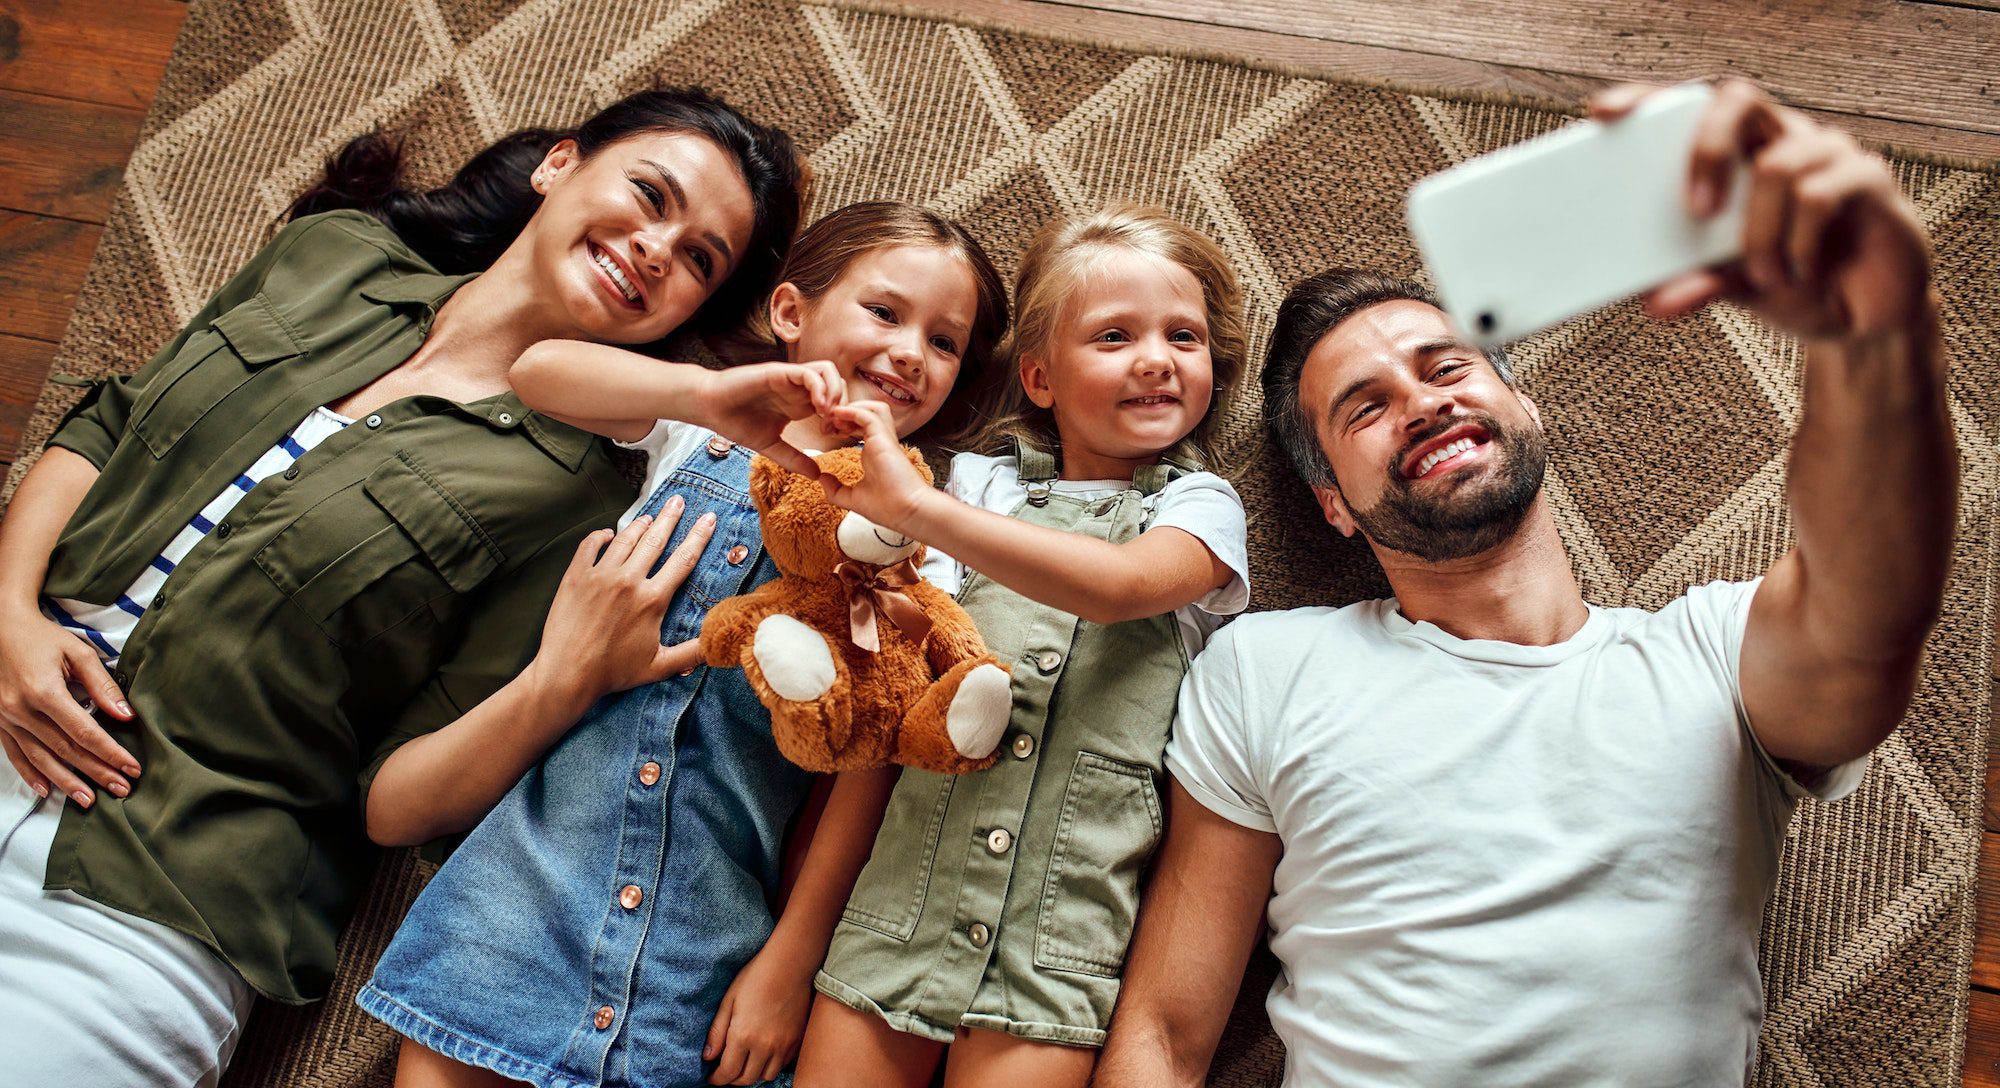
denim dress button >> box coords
[593,1005,615,1030]
[726,544,749,565]
[638,761,662,786]
[706,436,735,458]
[619,885,643,910]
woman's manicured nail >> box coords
[107,781,129,798]
[32,783,48,799]
[115,701,132,717]
[70,789,92,808]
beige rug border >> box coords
[837,0,2000,175]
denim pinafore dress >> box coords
[359,436,812,1088]
[816,442,1194,1048]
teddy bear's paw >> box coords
[752,614,838,701]
[946,663,1013,758]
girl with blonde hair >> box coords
[795,203,1252,1087]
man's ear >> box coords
[1517,388,1541,426]
[1020,353,1055,409]
[1312,482,1359,538]
[768,282,808,346]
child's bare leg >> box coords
[795,994,942,1088]
[393,1038,523,1088]
[941,1026,1096,1088]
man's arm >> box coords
[1095,779,1281,1087]
[1597,81,1953,769]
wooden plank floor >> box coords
[4,0,1997,1081]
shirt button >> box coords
[638,761,662,786]
[986,828,1012,855]
[593,1005,615,1031]
[153,592,168,609]
[968,922,991,947]
[365,414,383,429]
[726,544,749,565]
[1011,734,1034,759]
[497,412,515,426]
[283,466,299,481]
[706,435,735,458]
[1035,650,1063,674]
[618,884,643,910]
[215,522,232,540]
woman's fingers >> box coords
[647,512,716,593]
[65,642,132,724]
[10,723,102,808]
[0,731,49,798]
[625,497,688,576]
[13,707,128,798]
[648,639,705,684]
[757,440,822,479]
[40,649,138,779]
[599,512,657,568]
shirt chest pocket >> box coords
[256,453,503,643]
[132,295,306,457]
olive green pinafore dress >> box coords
[816,442,1196,1047]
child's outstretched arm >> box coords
[511,340,844,477]
[821,402,1234,625]
[703,765,901,1086]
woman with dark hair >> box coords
[0,87,805,1087]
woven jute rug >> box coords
[6,1,1995,1084]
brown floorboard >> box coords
[0,332,53,465]
[0,0,1995,1081]
[0,0,185,109]
[0,89,143,222]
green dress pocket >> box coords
[1033,752,1164,977]
[842,772,956,941]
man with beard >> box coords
[1095,81,1954,1087]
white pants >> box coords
[0,773,255,1087]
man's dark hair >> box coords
[1262,269,1517,490]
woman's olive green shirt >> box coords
[36,210,633,1004]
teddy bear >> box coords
[701,445,1013,775]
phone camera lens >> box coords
[1477,311,1496,334]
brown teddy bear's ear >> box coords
[903,443,935,487]
[750,455,793,512]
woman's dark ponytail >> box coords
[290,87,805,336]
[288,127,567,276]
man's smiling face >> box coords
[1299,299,1549,563]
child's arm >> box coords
[703,765,901,1086]
[365,508,714,846]
[823,402,1236,626]
[512,340,844,477]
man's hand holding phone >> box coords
[1593,79,1932,343]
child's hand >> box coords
[703,943,815,1085]
[819,401,934,535]
[697,362,846,477]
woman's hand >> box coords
[696,361,848,478]
[0,608,138,807]
[521,499,717,707]
[817,400,935,536]
[703,941,817,1085]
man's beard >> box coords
[1346,413,1548,563]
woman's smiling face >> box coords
[528,131,757,345]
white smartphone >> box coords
[1405,82,1748,345]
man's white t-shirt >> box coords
[1167,580,1866,1087]
[925,452,1251,654]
